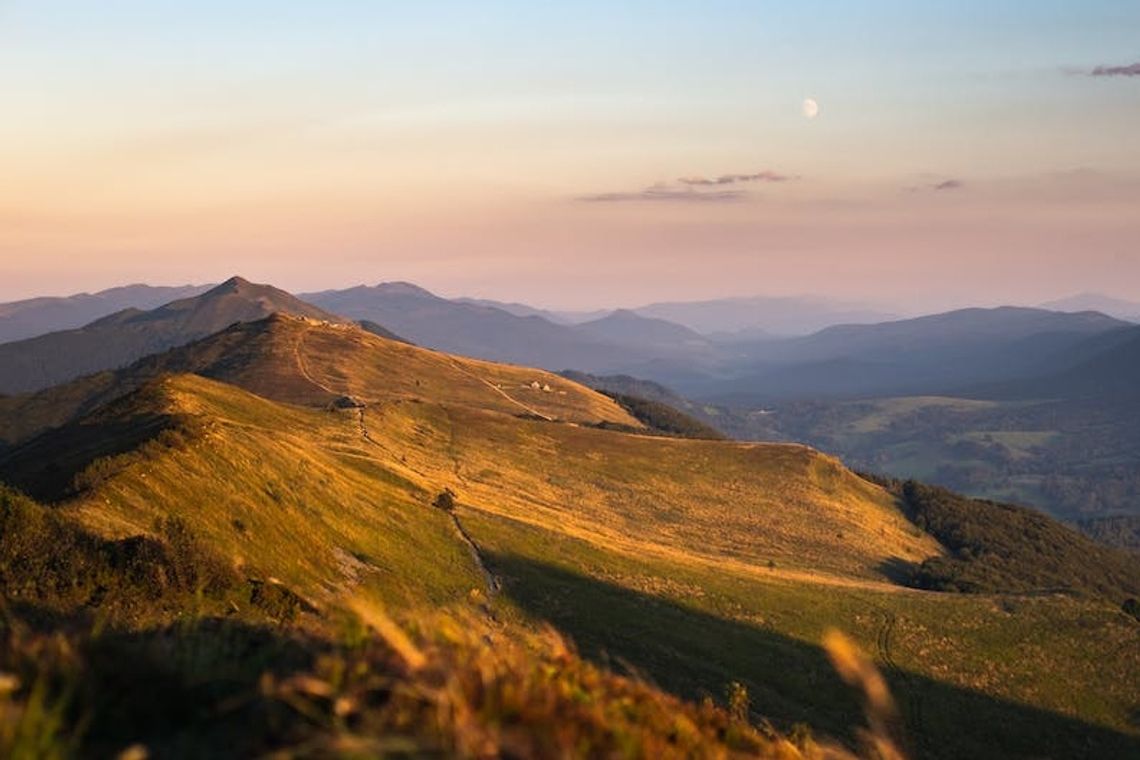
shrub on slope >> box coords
[876,478,1140,601]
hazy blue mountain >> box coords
[753,306,1122,362]
[0,283,212,343]
[978,325,1140,401]
[452,297,609,325]
[1040,293,1140,322]
[302,283,655,373]
[572,310,713,350]
[0,277,339,394]
[453,292,898,336]
[632,295,897,337]
[692,307,1128,403]
[385,296,1130,406]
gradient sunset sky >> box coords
[2,1,1138,310]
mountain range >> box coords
[304,285,1139,404]
[0,277,338,395]
[699,306,1129,404]
[1,283,1137,757]
[633,295,898,337]
[0,283,211,343]
[453,293,898,336]
[3,279,1135,410]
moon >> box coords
[802,97,819,119]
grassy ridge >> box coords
[0,315,642,447]
[1,321,1137,756]
[22,373,1134,755]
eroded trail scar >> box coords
[358,408,372,442]
[294,327,338,395]
[451,511,501,595]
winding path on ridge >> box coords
[293,327,340,396]
[293,324,913,615]
[444,356,554,421]
[441,407,501,597]
[449,510,501,595]
[293,326,502,597]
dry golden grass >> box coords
[73,370,938,596]
[352,399,941,582]
[1,595,905,759]
[271,601,889,759]
[0,315,641,448]
[7,322,1133,755]
[233,316,643,427]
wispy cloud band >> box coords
[678,171,792,186]
[578,170,794,203]
[1090,62,1140,77]
[904,177,964,193]
[578,185,746,203]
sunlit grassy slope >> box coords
[3,317,1137,757]
[0,314,640,445]
[23,368,935,608]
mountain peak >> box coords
[0,278,345,394]
[373,281,436,298]
[209,276,256,295]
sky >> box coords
[1,1,1138,311]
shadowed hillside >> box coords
[883,479,1140,600]
[489,555,1140,759]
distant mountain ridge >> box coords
[4,278,1133,410]
[698,306,1129,403]
[0,283,213,343]
[1041,293,1140,322]
[633,295,898,337]
[977,325,1140,401]
[572,310,712,349]
[450,293,896,337]
[301,283,696,375]
[0,312,640,447]
[452,297,610,325]
[0,277,340,395]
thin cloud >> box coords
[905,178,964,193]
[578,170,794,203]
[1090,62,1140,77]
[577,184,745,203]
[679,171,793,186]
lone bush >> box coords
[432,489,457,512]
